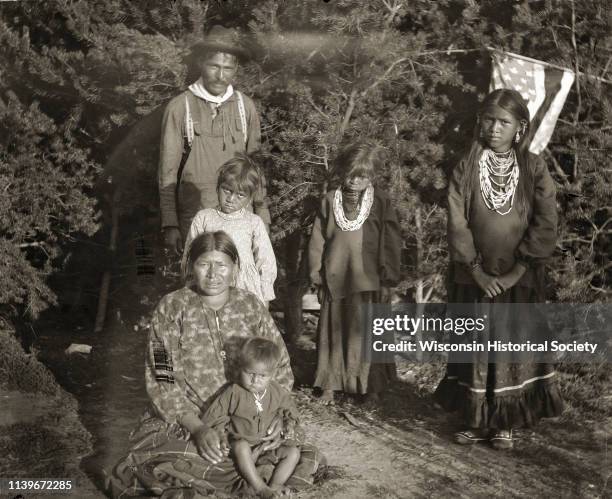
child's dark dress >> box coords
[435,152,564,429]
[203,381,300,445]
[308,188,401,394]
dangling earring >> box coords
[515,130,521,143]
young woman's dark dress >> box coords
[435,152,564,430]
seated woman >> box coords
[106,231,323,497]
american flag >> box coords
[489,49,575,155]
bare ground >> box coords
[286,331,611,499]
[293,388,610,498]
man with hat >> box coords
[159,25,269,253]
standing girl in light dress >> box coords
[183,154,276,306]
[435,89,563,449]
[308,141,401,406]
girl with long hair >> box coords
[435,89,563,449]
[308,140,401,406]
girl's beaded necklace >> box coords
[333,184,374,231]
[479,148,519,215]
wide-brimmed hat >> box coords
[190,25,249,61]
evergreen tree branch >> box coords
[544,148,571,187]
[381,0,402,28]
[360,57,408,97]
[17,242,46,249]
[339,88,357,138]
[306,94,329,119]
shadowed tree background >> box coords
[0,0,609,330]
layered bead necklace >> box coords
[332,184,374,231]
[478,148,519,215]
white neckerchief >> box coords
[188,77,234,104]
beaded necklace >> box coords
[478,148,519,215]
[332,184,374,231]
[253,389,267,413]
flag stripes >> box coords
[489,50,574,154]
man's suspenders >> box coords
[235,91,248,145]
[176,91,248,192]
[183,91,247,148]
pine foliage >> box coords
[0,0,609,319]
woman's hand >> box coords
[282,421,304,444]
[259,414,283,452]
[472,267,504,298]
[192,426,229,464]
[283,422,296,441]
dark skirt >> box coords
[105,413,323,498]
[314,290,396,394]
[434,283,564,430]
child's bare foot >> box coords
[270,484,292,496]
[256,485,279,498]
[317,389,335,406]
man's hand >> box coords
[163,227,183,255]
[192,426,229,464]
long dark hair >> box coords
[462,89,534,221]
[330,140,385,187]
[183,231,240,282]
